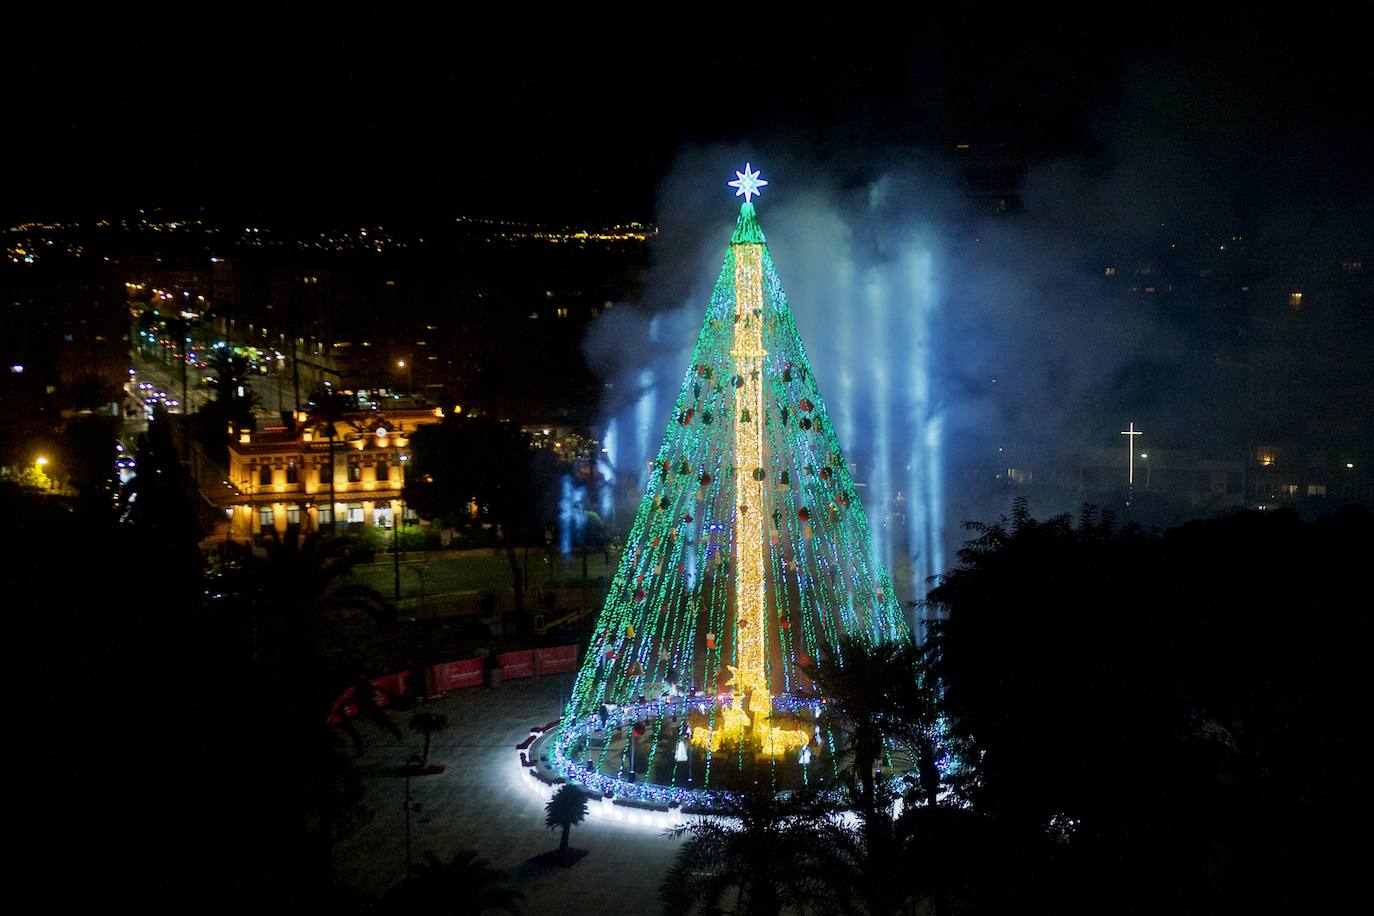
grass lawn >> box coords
[347,547,615,601]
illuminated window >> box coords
[347,503,364,524]
[286,462,298,484]
[1307,484,1327,497]
[1289,291,1303,308]
[1104,267,1116,277]
[318,505,333,526]
[258,508,274,529]
[1007,468,1032,485]
[556,307,569,318]
[1281,484,1299,496]
[1257,450,1277,467]
[286,505,301,526]
[259,465,272,486]
[348,464,362,483]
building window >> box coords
[1281,484,1299,496]
[348,464,362,483]
[286,505,301,527]
[556,307,569,318]
[1289,291,1303,308]
[258,508,275,529]
[376,460,390,482]
[320,461,334,484]
[347,503,364,524]
[1307,484,1327,497]
[259,465,273,486]
[403,506,418,521]
[318,504,334,526]
[286,462,298,484]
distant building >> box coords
[215,406,444,541]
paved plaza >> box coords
[333,675,685,915]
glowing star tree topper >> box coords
[728,162,768,203]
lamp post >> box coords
[397,359,412,398]
[391,431,409,601]
[403,752,422,879]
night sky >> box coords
[6,5,1370,224]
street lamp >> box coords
[397,359,412,398]
[403,752,423,879]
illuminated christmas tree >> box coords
[547,165,911,807]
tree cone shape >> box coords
[556,200,909,798]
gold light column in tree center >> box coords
[730,240,770,734]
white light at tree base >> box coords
[728,162,768,202]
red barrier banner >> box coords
[497,649,535,679]
[327,685,358,726]
[428,658,484,694]
[536,644,579,675]
[370,671,412,707]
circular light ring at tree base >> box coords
[544,693,829,810]
[531,692,941,812]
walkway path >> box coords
[333,676,684,915]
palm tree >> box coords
[306,387,348,533]
[543,785,588,857]
[378,849,524,915]
[214,529,398,884]
[818,782,1015,916]
[410,712,450,767]
[660,789,837,916]
[799,634,939,813]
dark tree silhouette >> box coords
[194,349,259,462]
[925,499,1374,915]
[406,415,559,620]
[660,789,835,916]
[378,849,524,915]
[210,530,399,891]
[122,406,203,590]
[305,386,349,532]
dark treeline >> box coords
[657,500,1372,915]
[920,498,1371,914]
[8,412,394,910]
[7,409,1371,913]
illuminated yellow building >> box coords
[220,407,443,541]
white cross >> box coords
[1121,422,1144,486]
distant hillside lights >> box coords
[453,215,657,244]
